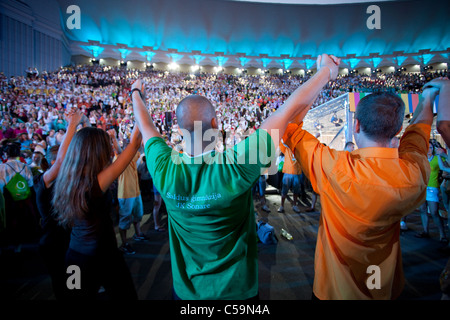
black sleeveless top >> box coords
[69,177,117,256]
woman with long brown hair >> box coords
[52,124,142,300]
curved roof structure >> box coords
[51,0,450,68]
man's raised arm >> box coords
[259,54,341,145]
[131,79,162,145]
[423,78,450,146]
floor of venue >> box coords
[0,187,448,301]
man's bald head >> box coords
[176,95,217,133]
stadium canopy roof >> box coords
[228,0,394,4]
[40,0,450,68]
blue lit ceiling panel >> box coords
[56,0,450,60]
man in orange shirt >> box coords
[282,55,439,299]
[278,140,304,213]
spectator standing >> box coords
[51,125,142,300]
[34,109,82,299]
[281,63,439,299]
[0,141,38,251]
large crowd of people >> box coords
[1,65,447,158]
[0,60,449,300]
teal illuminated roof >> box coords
[57,0,450,67]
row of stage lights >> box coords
[90,58,295,75]
[89,58,445,75]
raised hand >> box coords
[421,78,447,107]
[65,107,83,127]
[422,86,439,102]
[316,54,341,81]
[131,78,145,92]
[422,77,449,91]
[107,128,117,139]
[130,122,142,139]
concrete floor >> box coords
[0,187,449,301]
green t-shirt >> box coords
[145,129,274,300]
[428,155,441,188]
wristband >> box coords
[130,88,144,100]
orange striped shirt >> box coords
[282,122,430,299]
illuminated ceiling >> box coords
[56,0,450,69]
[227,0,396,4]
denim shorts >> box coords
[426,186,440,203]
[118,196,144,229]
[281,173,302,196]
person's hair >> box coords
[41,157,49,171]
[434,141,443,149]
[4,141,21,158]
[32,152,43,163]
[355,92,404,143]
[52,127,113,227]
[429,139,436,155]
[48,145,60,163]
